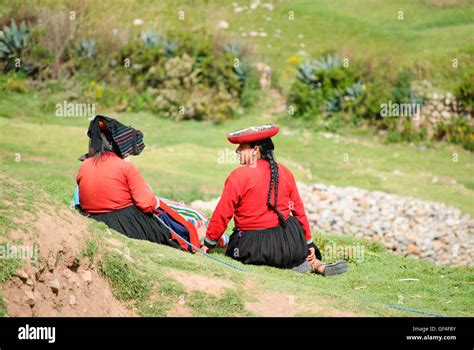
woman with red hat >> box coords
[201,124,348,276]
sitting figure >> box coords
[75,115,206,251]
[202,124,349,276]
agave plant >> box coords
[0,20,31,60]
[141,29,162,49]
[224,42,242,58]
[296,60,316,85]
[233,59,251,84]
[314,53,340,72]
[164,38,177,57]
[77,39,96,58]
[345,81,363,101]
[325,92,343,112]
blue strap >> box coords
[365,300,448,317]
[153,214,248,273]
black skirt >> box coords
[89,205,181,249]
[225,215,310,269]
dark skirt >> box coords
[89,205,181,249]
[225,215,309,269]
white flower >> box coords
[217,20,229,29]
[250,0,260,10]
[133,18,144,26]
[262,2,274,11]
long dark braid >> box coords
[250,138,286,227]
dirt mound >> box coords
[0,173,134,316]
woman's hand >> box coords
[306,247,316,262]
[200,245,210,254]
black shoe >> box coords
[322,260,349,276]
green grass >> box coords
[97,218,474,316]
[0,247,22,283]
[1,87,473,214]
[0,294,6,317]
[98,252,152,301]
[1,172,473,316]
[78,239,100,264]
[187,289,249,317]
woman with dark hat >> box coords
[202,124,348,276]
[76,115,182,249]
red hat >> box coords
[227,124,280,144]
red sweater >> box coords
[206,159,312,244]
[76,152,156,213]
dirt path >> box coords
[243,278,362,317]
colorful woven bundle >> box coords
[109,123,145,158]
[159,197,228,247]
[159,197,208,227]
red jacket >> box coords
[76,152,156,213]
[206,159,312,244]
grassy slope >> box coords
[0,87,473,316]
[0,174,472,317]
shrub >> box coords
[434,118,474,151]
[77,39,96,58]
[455,69,474,112]
[0,71,28,93]
[0,19,33,74]
[118,29,258,122]
[287,53,365,129]
[150,53,240,122]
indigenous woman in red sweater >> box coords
[202,124,348,276]
[76,116,181,249]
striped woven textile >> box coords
[158,197,228,248]
[109,124,145,158]
[158,197,208,227]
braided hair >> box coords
[250,138,286,227]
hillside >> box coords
[0,158,472,317]
[0,0,473,318]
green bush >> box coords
[0,71,28,93]
[0,14,258,122]
[287,54,367,130]
[455,69,474,112]
[386,118,428,144]
[434,118,474,151]
[117,29,258,122]
[0,19,34,74]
